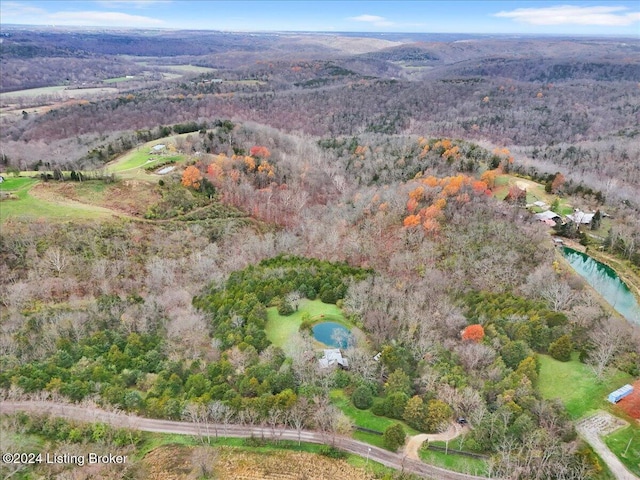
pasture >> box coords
[0,179,115,222]
[0,86,118,100]
[159,64,217,74]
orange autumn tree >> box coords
[462,324,485,342]
[403,215,421,227]
[182,165,203,190]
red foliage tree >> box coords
[250,145,271,158]
[461,324,485,342]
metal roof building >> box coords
[608,384,633,404]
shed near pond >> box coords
[608,384,633,404]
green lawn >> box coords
[0,176,37,191]
[107,135,190,175]
[108,148,183,174]
[538,354,633,419]
[330,389,419,437]
[265,299,348,349]
[0,177,114,222]
[419,446,489,477]
[493,174,574,214]
[605,425,640,478]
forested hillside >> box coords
[1,28,639,480]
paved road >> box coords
[0,401,489,480]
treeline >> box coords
[0,256,369,419]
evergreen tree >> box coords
[383,423,406,451]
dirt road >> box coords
[0,401,487,480]
[576,413,637,480]
[404,422,468,460]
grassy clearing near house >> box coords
[538,354,633,419]
[108,148,184,174]
[605,424,640,478]
[419,446,489,477]
[330,389,419,437]
[265,299,348,349]
[493,174,573,215]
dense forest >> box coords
[1,27,639,480]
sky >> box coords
[1,1,639,36]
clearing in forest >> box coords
[265,299,349,350]
[493,174,573,215]
[107,147,184,175]
[538,354,633,419]
[0,176,116,222]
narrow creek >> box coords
[561,247,640,325]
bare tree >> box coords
[207,400,233,439]
[588,319,629,379]
[44,247,68,277]
[288,398,310,445]
[182,402,206,442]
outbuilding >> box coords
[608,384,633,404]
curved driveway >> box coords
[1,401,487,480]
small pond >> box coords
[312,322,352,348]
[561,247,640,325]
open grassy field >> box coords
[107,134,196,176]
[108,148,183,174]
[0,85,118,100]
[605,424,640,477]
[103,76,137,84]
[538,354,633,419]
[330,389,419,438]
[0,176,37,191]
[159,64,217,74]
[0,176,118,222]
[265,299,348,349]
[419,446,489,477]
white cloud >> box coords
[1,1,46,17]
[494,5,640,26]
[48,10,165,26]
[349,14,394,27]
[96,0,172,8]
[0,2,165,27]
